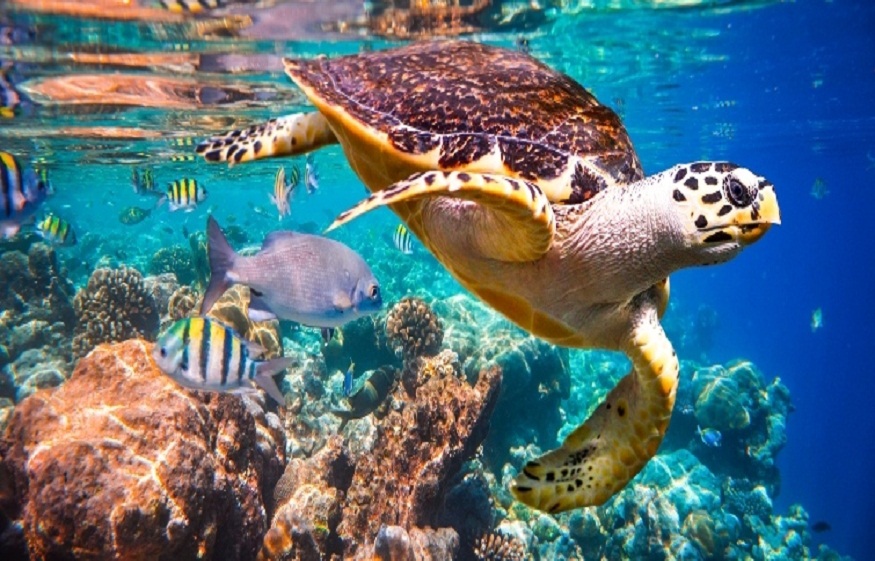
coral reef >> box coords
[207,284,282,360]
[264,349,501,559]
[148,244,195,286]
[385,297,444,364]
[0,243,76,410]
[678,359,793,492]
[473,531,528,561]
[71,266,159,358]
[340,355,500,556]
[0,339,285,561]
[144,272,179,321]
[167,284,199,322]
[434,295,570,470]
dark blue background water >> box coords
[638,2,875,557]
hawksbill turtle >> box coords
[196,40,781,513]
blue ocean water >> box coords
[1,0,873,559]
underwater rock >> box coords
[338,360,501,555]
[207,284,282,360]
[372,526,459,561]
[71,266,160,359]
[0,339,285,561]
[435,295,570,469]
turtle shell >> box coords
[284,40,643,204]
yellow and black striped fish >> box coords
[0,151,48,238]
[36,213,76,246]
[131,166,157,195]
[159,0,221,14]
[160,178,206,212]
[270,165,299,219]
[392,224,413,254]
[152,317,291,404]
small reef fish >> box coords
[36,213,76,246]
[811,521,831,533]
[304,154,319,195]
[202,216,383,329]
[0,151,49,238]
[158,178,207,212]
[342,361,355,398]
[119,206,152,225]
[270,166,299,220]
[392,224,413,255]
[131,166,157,195]
[159,0,220,14]
[811,307,823,332]
[332,366,396,428]
[697,425,722,447]
[153,316,292,404]
[810,177,829,200]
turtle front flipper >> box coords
[196,112,337,165]
[511,292,677,513]
[327,171,555,262]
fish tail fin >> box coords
[201,215,237,315]
[254,356,294,405]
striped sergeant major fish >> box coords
[36,213,77,246]
[159,0,221,14]
[270,165,299,219]
[152,317,291,404]
[392,224,413,254]
[0,151,48,238]
[158,178,207,212]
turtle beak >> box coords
[736,183,780,245]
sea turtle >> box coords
[196,40,781,513]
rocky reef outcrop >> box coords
[0,339,285,561]
[262,348,501,560]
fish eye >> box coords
[724,176,753,207]
[159,347,167,357]
[370,285,380,300]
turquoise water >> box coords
[1,1,872,559]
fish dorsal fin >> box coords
[262,230,299,250]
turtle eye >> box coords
[724,176,753,207]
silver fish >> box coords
[0,151,48,238]
[304,154,319,195]
[153,316,290,404]
[201,216,383,328]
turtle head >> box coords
[668,162,780,265]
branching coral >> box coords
[71,266,159,358]
[474,531,528,561]
[385,297,443,363]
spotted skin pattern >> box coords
[327,170,556,263]
[195,112,335,165]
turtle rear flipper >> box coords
[327,171,555,263]
[511,293,677,512]
[196,112,337,165]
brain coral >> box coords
[72,266,159,358]
[385,297,444,363]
